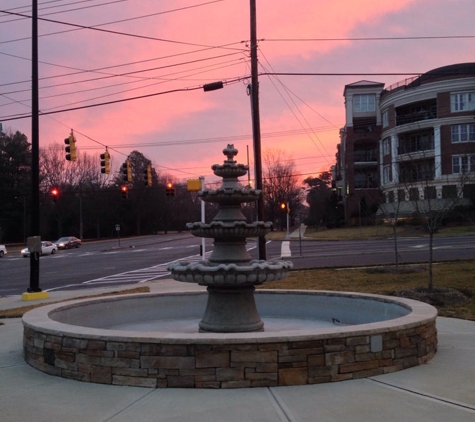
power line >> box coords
[264,35,475,42]
[0,3,239,51]
[0,53,247,98]
[0,43,247,89]
[0,77,246,122]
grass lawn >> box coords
[259,260,475,321]
[2,266,473,321]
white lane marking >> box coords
[281,241,291,257]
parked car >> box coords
[0,245,7,258]
[21,241,58,257]
[54,236,82,249]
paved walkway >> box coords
[0,279,474,421]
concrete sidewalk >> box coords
[1,279,474,421]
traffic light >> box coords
[51,187,59,203]
[121,159,132,182]
[121,185,128,199]
[280,202,290,214]
[144,164,152,186]
[165,182,175,196]
[100,151,111,174]
[64,130,77,162]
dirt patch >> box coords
[365,265,426,275]
[393,287,470,307]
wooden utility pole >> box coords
[29,0,41,292]
[250,0,266,260]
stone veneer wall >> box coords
[23,320,437,388]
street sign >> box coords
[187,179,201,191]
[115,224,120,231]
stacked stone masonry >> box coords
[24,321,437,388]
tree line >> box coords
[2,131,333,244]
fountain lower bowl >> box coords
[168,260,292,285]
[187,221,272,238]
[22,290,437,389]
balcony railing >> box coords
[395,110,436,126]
[399,171,435,183]
[354,180,379,189]
[354,151,378,162]
[397,140,434,155]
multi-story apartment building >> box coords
[333,80,384,223]
[333,63,475,224]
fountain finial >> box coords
[223,144,238,164]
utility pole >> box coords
[250,0,266,260]
[24,0,47,300]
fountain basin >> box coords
[23,290,437,388]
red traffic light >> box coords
[51,187,59,203]
[165,182,175,196]
[121,185,128,199]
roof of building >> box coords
[403,63,474,90]
[343,80,385,96]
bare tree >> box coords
[262,148,302,228]
[393,151,475,290]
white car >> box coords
[21,241,58,257]
[0,245,6,258]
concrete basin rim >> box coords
[22,290,438,343]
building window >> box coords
[387,191,394,203]
[452,155,475,174]
[383,165,391,184]
[398,189,405,202]
[451,124,475,143]
[424,186,436,199]
[451,92,475,112]
[382,110,389,127]
[442,185,458,199]
[382,137,391,156]
[353,94,376,112]
[409,188,419,201]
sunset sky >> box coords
[1,0,474,186]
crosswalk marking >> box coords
[76,251,212,289]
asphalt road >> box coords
[1,233,473,295]
[286,235,475,269]
[0,234,282,296]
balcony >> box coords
[397,140,434,155]
[354,180,379,189]
[395,101,437,126]
[354,150,378,163]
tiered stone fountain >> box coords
[168,144,292,332]
[22,144,438,388]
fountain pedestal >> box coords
[200,286,263,332]
[168,144,292,332]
